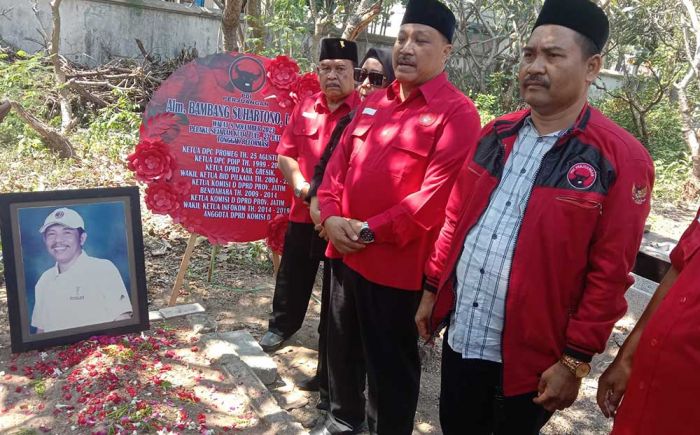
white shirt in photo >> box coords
[31,252,133,332]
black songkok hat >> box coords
[533,0,609,52]
[400,0,457,44]
[319,38,359,65]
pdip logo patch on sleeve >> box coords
[567,163,597,190]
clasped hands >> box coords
[309,197,365,253]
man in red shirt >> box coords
[315,0,481,433]
[259,38,360,352]
[597,208,700,435]
[416,0,654,433]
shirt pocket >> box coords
[292,118,319,139]
[554,195,603,214]
[347,115,375,163]
[384,124,436,179]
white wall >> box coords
[0,0,222,65]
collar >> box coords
[386,71,448,105]
[313,90,360,114]
[495,103,592,140]
[50,251,88,277]
[522,116,568,138]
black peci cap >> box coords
[533,0,609,52]
[400,0,457,43]
[319,38,359,65]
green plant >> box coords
[473,93,501,126]
[0,51,54,150]
[30,378,46,398]
[75,90,141,159]
[258,0,313,71]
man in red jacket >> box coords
[415,0,654,433]
[597,208,700,435]
[315,0,481,433]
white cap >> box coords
[39,208,85,234]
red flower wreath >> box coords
[291,72,321,103]
[145,181,186,215]
[266,214,289,254]
[267,55,301,90]
[126,138,176,182]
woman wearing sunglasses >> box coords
[354,47,396,99]
[297,47,394,411]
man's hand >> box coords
[323,216,365,254]
[315,223,328,240]
[596,356,632,418]
[415,291,436,341]
[533,361,582,412]
[309,197,321,225]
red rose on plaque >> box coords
[127,138,176,182]
[267,55,300,90]
[292,72,321,103]
[145,182,182,215]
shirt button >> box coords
[472,302,479,308]
[650,338,658,347]
[680,296,688,304]
[639,382,645,390]
[492,234,497,240]
[520,168,527,174]
[479,268,485,274]
[505,201,512,207]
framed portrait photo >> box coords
[0,187,149,352]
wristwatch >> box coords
[359,221,375,243]
[294,181,310,198]
[560,354,591,378]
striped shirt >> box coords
[448,118,565,362]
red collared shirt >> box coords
[277,90,360,223]
[612,208,700,435]
[318,72,481,290]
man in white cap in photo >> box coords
[31,207,133,333]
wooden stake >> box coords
[168,233,198,306]
[207,244,220,283]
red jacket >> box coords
[424,105,654,396]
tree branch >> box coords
[0,99,77,159]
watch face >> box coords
[576,363,591,378]
[359,228,374,243]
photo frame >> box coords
[0,186,149,352]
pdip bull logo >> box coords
[229,56,266,93]
[567,163,597,190]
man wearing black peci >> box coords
[259,38,360,354]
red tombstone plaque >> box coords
[129,52,319,245]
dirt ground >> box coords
[0,201,697,434]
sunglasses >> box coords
[353,68,386,86]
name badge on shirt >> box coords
[302,111,318,119]
[362,107,377,116]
